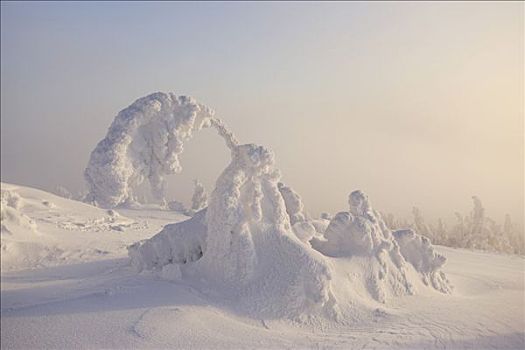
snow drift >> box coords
[1,185,58,270]
[84,92,237,208]
[1,187,37,236]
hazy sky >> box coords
[1,2,523,226]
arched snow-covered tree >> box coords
[84,92,237,208]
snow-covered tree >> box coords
[53,185,72,199]
[168,200,186,213]
[469,196,485,239]
[84,92,238,208]
[411,207,433,241]
[433,218,448,245]
[190,179,207,213]
[379,196,523,255]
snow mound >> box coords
[85,92,238,208]
[128,209,207,272]
[393,229,451,293]
[311,190,452,300]
[1,187,37,235]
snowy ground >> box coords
[1,183,524,349]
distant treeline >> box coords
[382,196,524,255]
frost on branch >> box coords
[84,92,237,208]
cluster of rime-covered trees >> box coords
[382,196,524,255]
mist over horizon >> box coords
[1,1,523,228]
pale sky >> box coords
[1,2,523,226]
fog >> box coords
[1,2,523,226]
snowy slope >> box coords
[1,182,186,271]
[1,183,524,349]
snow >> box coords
[2,93,524,349]
[1,182,524,349]
[1,186,38,236]
[0,182,184,272]
[128,209,207,271]
[312,190,451,300]
[1,185,523,349]
[278,182,307,225]
[84,92,237,208]
[130,144,336,318]
[189,179,207,214]
[393,229,451,292]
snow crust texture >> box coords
[85,92,237,208]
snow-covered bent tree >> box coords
[84,92,236,208]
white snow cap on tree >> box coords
[84,92,237,208]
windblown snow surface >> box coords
[2,93,524,349]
